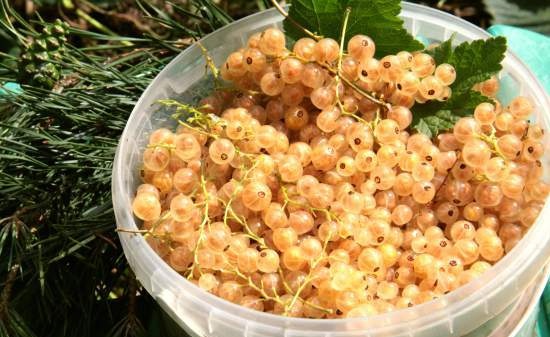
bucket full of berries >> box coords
[112,2,550,337]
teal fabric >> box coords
[488,24,550,337]
[539,281,550,337]
[538,297,549,337]
[488,25,550,93]
[0,82,21,96]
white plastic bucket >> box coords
[155,267,550,337]
[157,267,550,337]
[112,3,550,337]
[488,266,550,337]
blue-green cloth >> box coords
[0,82,21,96]
[488,25,550,93]
[538,282,550,337]
[487,24,550,337]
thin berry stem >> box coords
[220,160,267,249]
[227,266,331,314]
[337,7,352,75]
[434,150,461,198]
[283,236,330,315]
[233,267,284,304]
[334,6,352,121]
[280,186,342,224]
[187,172,210,279]
[269,0,323,41]
[116,228,150,234]
[475,128,506,159]
[282,47,387,109]
[196,41,221,88]
[332,7,388,110]
[147,143,175,150]
[324,61,388,109]
[341,76,389,108]
[117,212,174,244]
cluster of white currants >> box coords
[131,27,548,318]
[219,28,456,112]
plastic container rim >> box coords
[112,1,550,331]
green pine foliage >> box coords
[0,1,240,336]
[17,19,70,88]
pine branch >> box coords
[0,1,252,336]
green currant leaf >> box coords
[430,37,453,65]
[431,36,507,93]
[284,0,424,57]
[412,36,506,137]
[414,111,458,139]
[412,90,493,137]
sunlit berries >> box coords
[131,27,547,320]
